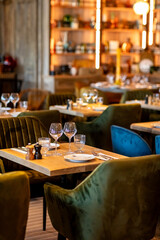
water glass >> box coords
[74,134,86,153]
[76,98,83,108]
[152,93,160,105]
[49,123,63,155]
[64,122,77,153]
[19,101,28,111]
[38,137,51,156]
[96,97,104,105]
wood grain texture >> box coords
[0,143,125,176]
[130,121,160,135]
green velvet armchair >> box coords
[0,171,30,240]
[0,116,62,198]
[76,103,142,151]
[120,89,153,103]
[44,154,160,240]
[45,93,76,110]
[17,110,61,131]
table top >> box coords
[49,104,108,118]
[0,108,25,118]
[130,121,160,134]
[126,100,160,111]
[90,82,160,93]
[0,143,125,176]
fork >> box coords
[92,151,112,160]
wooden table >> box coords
[0,108,24,118]
[0,143,125,176]
[130,121,160,135]
[126,100,160,111]
[49,104,108,118]
[90,82,160,93]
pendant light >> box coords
[133,0,149,15]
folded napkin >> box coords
[94,152,118,161]
[11,148,27,154]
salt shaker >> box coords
[34,143,42,159]
[25,144,34,160]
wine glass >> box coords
[1,93,10,115]
[74,134,86,153]
[38,137,51,157]
[63,122,77,154]
[49,123,63,156]
[10,93,19,111]
[89,89,98,103]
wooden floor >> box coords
[25,197,58,240]
[25,197,160,240]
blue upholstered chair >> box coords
[111,125,152,157]
[155,135,160,154]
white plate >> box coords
[0,107,11,111]
[10,112,22,117]
[49,142,60,149]
[64,154,95,163]
[93,106,107,111]
[152,123,160,128]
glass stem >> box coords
[69,137,71,152]
[55,139,57,154]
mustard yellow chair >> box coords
[44,154,160,240]
[0,171,30,240]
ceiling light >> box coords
[133,0,149,15]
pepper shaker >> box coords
[34,143,42,159]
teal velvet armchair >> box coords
[17,109,61,131]
[76,103,142,151]
[44,154,160,240]
[0,171,30,240]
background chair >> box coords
[120,89,153,103]
[45,93,76,110]
[76,103,142,151]
[111,125,152,157]
[44,154,160,240]
[155,135,160,154]
[18,110,61,131]
[0,171,30,240]
[19,88,50,110]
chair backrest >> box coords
[120,89,153,103]
[17,110,61,131]
[111,125,152,157]
[44,155,160,240]
[45,93,76,110]
[0,171,30,240]
[0,116,49,171]
[19,88,49,110]
[77,103,142,151]
[155,135,160,154]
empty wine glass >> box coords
[1,93,10,115]
[10,93,19,111]
[89,89,98,103]
[49,123,63,156]
[74,134,86,153]
[64,122,77,153]
[38,137,51,156]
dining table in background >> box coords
[90,82,160,93]
[0,108,26,118]
[49,104,108,118]
[0,143,125,177]
[130,121,160,135]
